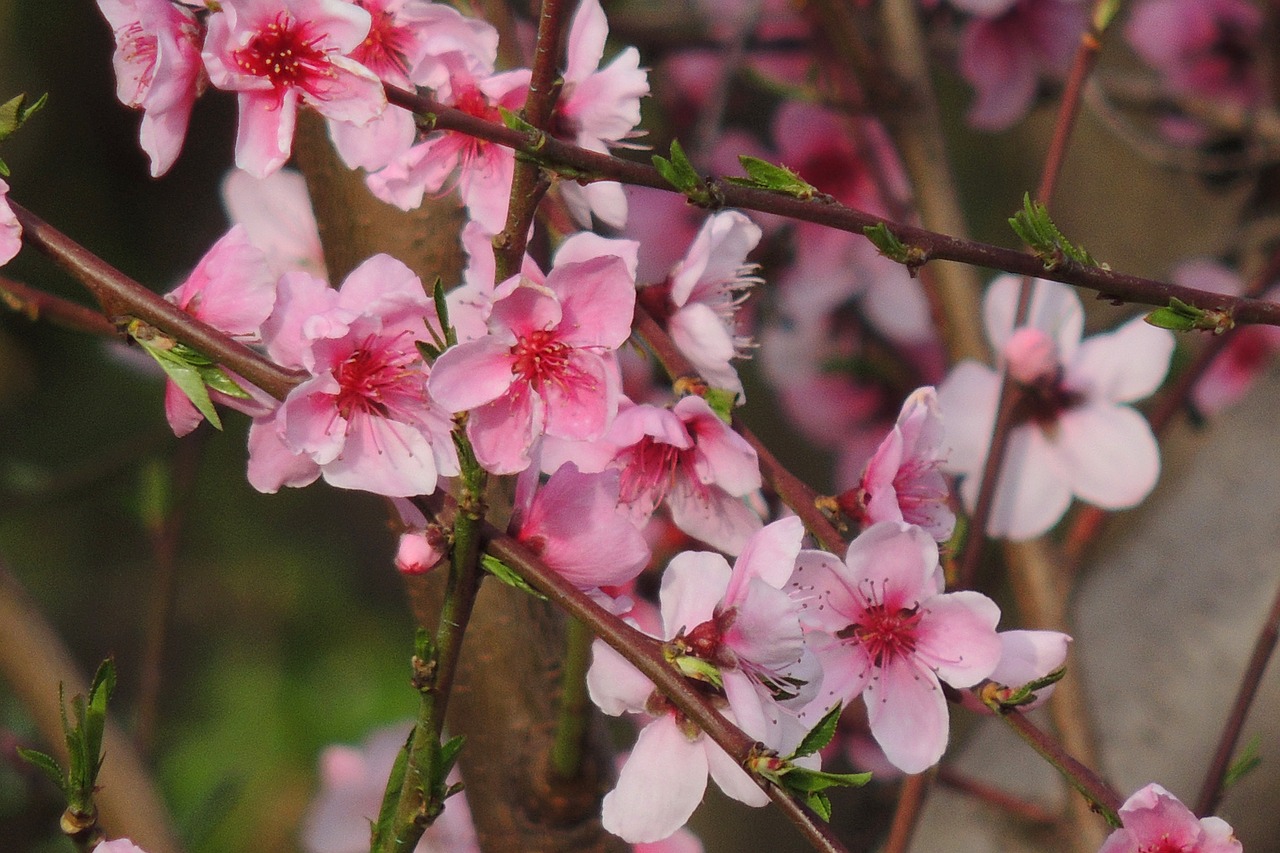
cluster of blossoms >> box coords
[76,0,1252,849]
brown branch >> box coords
[881,773,931,853]
[0,275,118,336]
[1195,568,1280,816]
[9,202,304,401]
[998,708,1123,825]
[386,84,1280,328]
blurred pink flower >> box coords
[0,179,19,266]
[1098,783,1241,853]
[958,0,1087,130]
[301,724,479,853]
[1125,0,1263,109]
[939,275,1174,540]
[96,0,205,175]
[202,0,386,178]
[93,841,150,853]
[222,167,328,280]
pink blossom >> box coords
[328,0,500,171]
[92,842,150,853]
[202,0,386,178]
[512,462,651,591]
[633,827,704,853]
[96,0,204,176]
[427,247,636,474]
[247,254,460,496]
[301,724,479,853]
[838,386,954,541]
[1125,0,1263,109]
[544,395,763,555]
[646,211,761,400]
[0,179,19,266]
[959,0,1088,130]
[553,0,650,228]
[161,225,277,436]
[1174,258,1280,417]
[366,57,529,231]
[1098,783,1241,853]
[586,519,817,842]
[939,275,1175,540]
[221,167,328,280]
[960,628,1071,714]
[791,522,1002,773]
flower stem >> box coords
[997,708,1123,827]
[549,616,593,780]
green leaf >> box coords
[863,222,926,271]
[652,139,705,199]
[1143,297,1234,334]
[432,278,456,349]
[802,791,832,821]
[371,728,414,849]
[83,660,116,779]
[781,765,872,794]
[480,554,547,600]
[1008,192,1099,270]
[791,703,842,759]
[498,106,538,136]
[724,155,817,198]
[702,387,737,423]
[198,364,251,399]
[437,734,466,780]
[0,92,47,143]
[139,341,224,430]
[1224,737,1262,789]
[670,653,724,690]
[16,747,66,795]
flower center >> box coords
[1138,836,1191,853]
[838,603,923,667]
[673,609,737,668]
[235,13,334,94]
[117,22,158,100]
[333,334,420,421]
[615,436,686,506]
[510,329,572,390]
[351,3,414,85]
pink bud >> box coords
[395,530,445,575]
[1002,326,1059,385]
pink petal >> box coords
[937,360,1001,476]
[541,349,617,441]
[246,412,321,493]
[659,551,731,638]
[983,275,1084,363]
[704,735,770,807]
[164,380,204,438]
[602,716,709,844]
[1055,403,1160,509]
[320,413,441,497]
[727,516,804,598]
[865,659,949,773]
[564,0,608,83]
[0,179,19,265]
[1068,316,1175,404]
[587,638,655,715]
[914,590,1002,688]
[669,303,742,396]
[678,396,761,495]
[427,338,517,412]
[959,17,1039,130]
[548,255,637,350]
[666,480,763,556]
[967,425,1073,540]
[465,384,538,474]
[234,89,299,179]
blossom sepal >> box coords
[979,664,1067,712]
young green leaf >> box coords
[802,791,832,821]
[141,343,224,430]
[480,554,547,600]
[438,734,466,780]
[791,703,843,759]
[1224,737,1262,789]
[17,747,67,795]
[780,766,873,794]
[371,728,414,849]
[1008,192,1099,270]
[652,139,707,201]
[725,155,817,198]
[1143,297,1233,334]
[431,278,456,348]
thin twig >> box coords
[0,275,117,336]
[1195,568,1280,816]
[997,709,1123,826]
[386,84,1280,327]
[881,773,931,853]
